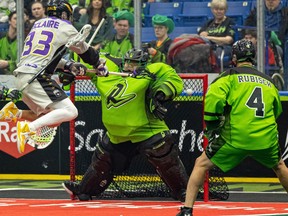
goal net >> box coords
[68,73,229,200]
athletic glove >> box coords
[0,86,21,101]
[59,72,76,90]
[7,89,22,101]
[64,61,87,76]
[204,119,224,144]
[93,58,109,77]
[149,91,167,121]
[0,86,9,100]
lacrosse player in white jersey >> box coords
[0,0,104,153]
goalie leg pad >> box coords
[139,132,189,201]
[79,138,114,196]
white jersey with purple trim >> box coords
[14,17,79,75]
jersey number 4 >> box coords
[245,87,264,117]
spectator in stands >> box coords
[0,0,16,34]
[62,48,188,202]
[30,1,47,25]
[24,8,33,37]
[0,11,17,75]
[106,0,133,16]
[75,0,114,50]
[243,29,284,78]
[100,10,134,57]
[71,0,88,22]
[176,39,288,216]
[144,0,170,2]
[198,0,235,68]
[144,14,174,63]
[245,0,288,50]
[0,0,16,23]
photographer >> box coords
[144,14,174,64]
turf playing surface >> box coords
[1,199,288,216]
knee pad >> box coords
[141,134,188,201]
[79,140,114,196]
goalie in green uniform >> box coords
[62,48,189,202]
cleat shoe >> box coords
[62,181,92,201]
[176,207,193,216]
[17,121,36,153]
[0,101,20,122]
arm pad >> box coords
[78,46,100,67]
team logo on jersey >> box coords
[53,89,62,97]
[105,79,136,109]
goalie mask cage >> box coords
[69,73,229,201]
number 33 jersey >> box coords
[204,66,282,150]
[14,17,79,75]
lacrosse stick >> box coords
[86,69,134,77]
[88,18,105,45]
[27,125,57,149]
[18,24,92,92]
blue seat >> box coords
[142,27,156,43]
[226,1,252,25]
[142,2,149,16]
[178,2,212,27]
[144,2,183,27]
[0,22,8,32]
[169,26,199,39]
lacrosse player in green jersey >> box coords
[177,39,288,216]
[62,48,189,202]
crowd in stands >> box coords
[0,0,288,89]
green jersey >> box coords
[0,34,17,74]
[87,62,183,144]
[100,33,134,58]
[204,65,282,150]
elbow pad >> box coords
[79,47,100,66]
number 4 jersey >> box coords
[204,65,282,150]
[14,17,79,75]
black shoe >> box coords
[62,181,92,201]
[176,207,193,216]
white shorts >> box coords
[15,73,68,116]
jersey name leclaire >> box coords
[32,20,60,30]
[237,75,272,87]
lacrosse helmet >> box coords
[232,39,256,63]
[47,0,73,20]
[124,48,149,66]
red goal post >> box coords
[68,73,228,201]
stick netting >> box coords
[69,74,229,200]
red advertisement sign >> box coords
[0,121,35,158]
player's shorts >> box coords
[205,136,281,172]
[15,73,67,116]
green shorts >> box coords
[205,137,281,172]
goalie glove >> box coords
[93,58,109,77]
[64,61,87,76]
[204,119,224,144]
[59,72,76,90]
[149,91,167,121]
